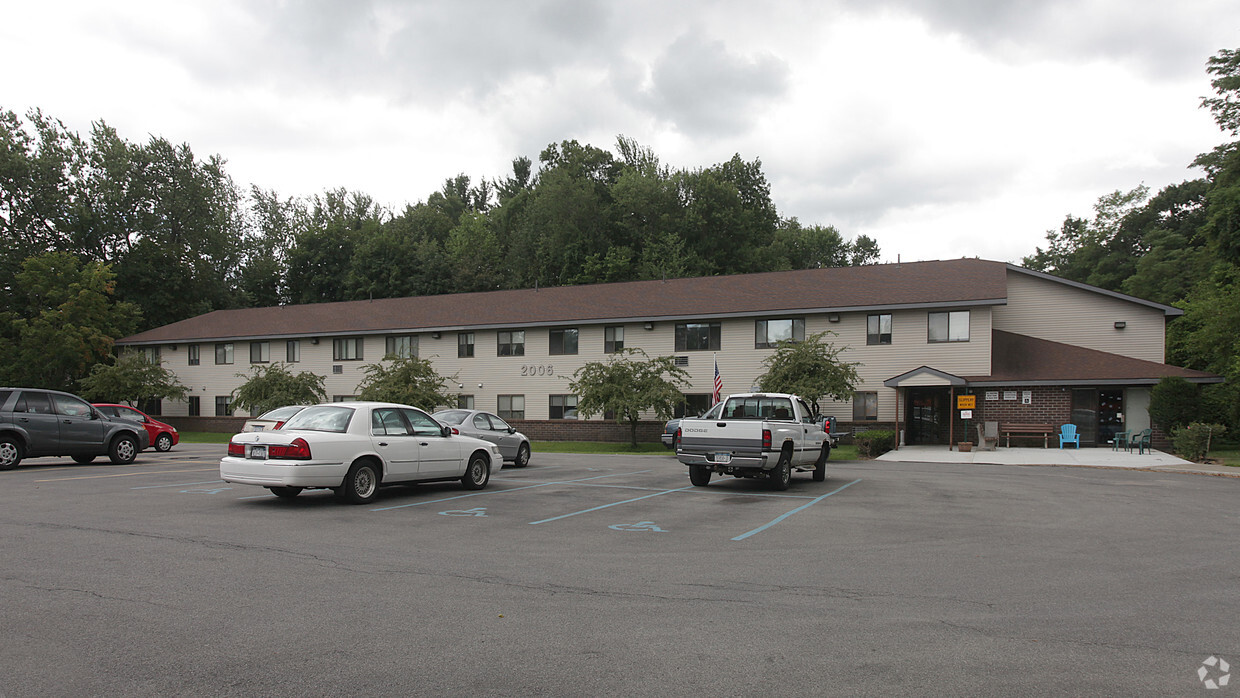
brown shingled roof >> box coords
[963,331,1221,385]
[120,258,1010,344]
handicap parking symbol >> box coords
[609,521,667,532]
[440,507,488,517]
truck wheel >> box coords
[689,465,711,487]
[770,452,792,491]
[813,445,830,482]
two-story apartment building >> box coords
[116,258,1219,445]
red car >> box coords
[92,404,180,452]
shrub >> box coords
[1150,376,1203,432]
[854,430,896,459]
[1171,422,1228,462]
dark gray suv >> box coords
[0,388,151,470]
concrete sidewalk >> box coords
[875,444,1239,477]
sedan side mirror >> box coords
[441,425,452,438]
[507,427,516,434]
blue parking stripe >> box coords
[370,469,654,511]
[131,480,224,490]
[529,486,694,525]
[731,478,861,541]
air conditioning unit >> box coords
[674,356,689,366]
[332,365,343,374]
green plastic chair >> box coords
[1112,430,1131,451]
[1129,429,1152,454]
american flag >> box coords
[712,356,723,404]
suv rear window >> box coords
[0,390,11,409]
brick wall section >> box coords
[955,386,1072,445]
[162,415,665,443]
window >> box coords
[215,396,231,417]
[458,333,475,358]
[286,340,300,363]
[215,343,233,365]
[674,394,715,419]
[550,395,578,420]
[604,326,624,353]
[457,395,474,410]
[498,395,525,420]
[250,341,270,363]
[371,408,412,436]
[549,328,578,355]
[385,335,418,359]
[498,330,525,356]
[51,393,92,417]
[928,311,970,343]
[333,337,363,360]
[852,392,877,421]
[755,318,804,349]
[188,396,200,417]
[675,322,721,352]
[188,345,200,366]
[867,314,892,345]
[139,399,161,416]
[141,346,160,364]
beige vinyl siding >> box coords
[993,271,1166,363]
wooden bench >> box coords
[1000,423,1055,448]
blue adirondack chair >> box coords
[1059,424,1080,449]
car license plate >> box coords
[253,425,264,431]
[713,452,732,464]
[249,445,267,460]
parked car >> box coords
[432,409,531,467]
[93,403,179,452]
[221,402,503,504]
[243,405,308,432]
[0,387,151,470]
[662,419,682,449]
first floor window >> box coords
[457,395,474,410]
[675,394,714,418]
[188,396,200,417]
[867,314,892,345]
[139,398,161,416]
[458,333,475,358]
[852,392,877,421]
[675,322,721,351]
[755,318,804,349]
[286,340,301,363]
[188,344,200,366]
[215,396,231,416]
[549,328,578,355]
[928,310,970,343]
[498,395,525,420]
[333,337,363,360]
[250,341,270,363]
[604,326,624,353]
[215,343,234,365]
[498,330,525,356]
[550,394,578,420]
[385,335,418,359]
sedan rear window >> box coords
[282,405,353,433]
[434,410,469,425]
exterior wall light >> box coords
[828,313,841,323]
[644,322,654,330]
[431,332,441,339]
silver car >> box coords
[243,405,308,432]
[433,409,530,468]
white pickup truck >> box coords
[675,392,837,489]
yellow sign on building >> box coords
[957,395,977,410]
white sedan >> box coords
[220,402,503,504]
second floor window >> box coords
[675,322,721,352]
[215,343,234,365]
[250,341,270,363]
[549,328,578,355]
[498,330,525,356]
[755,318,804,349]
[604,326,624,353]
[286,340,300,363]
[867,314,892,345]
[458,333,475,358]
[188,345,200,366]
[928,311,970,343]
[385,335,418,359]
[333,337,363,361]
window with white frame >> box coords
[867,314,892,345]
[604,326,624,353]
[928,311,970,343]
[755,318,804,349]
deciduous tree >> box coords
[755,331,860,407]
[567,349,691,447]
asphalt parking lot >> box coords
[3,444,1238,696]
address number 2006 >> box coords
[521,365,555,377]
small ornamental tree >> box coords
[755,331,860,408]
[355,356,455,410]
[79,351,188,406]
[567,348,692,447]
[230,362,327,415]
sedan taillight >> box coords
[227,441,245,457]
[268,438,312,460]
[273,421,285,430]
[450,427,460,435]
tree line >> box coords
[1022,48,1240,433]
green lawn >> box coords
[1207,447,1240,467]
[179,431,235,444]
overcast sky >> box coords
[3,0,1235,265]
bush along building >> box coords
[117,258,1220,445]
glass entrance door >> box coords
[1070,389,1124,446]
[906,388,949,445]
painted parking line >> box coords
[731,478,862,541]
[36,467,218,483]
[131,480,226,490]
[529,486,694,525]
[369,470,655,512]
